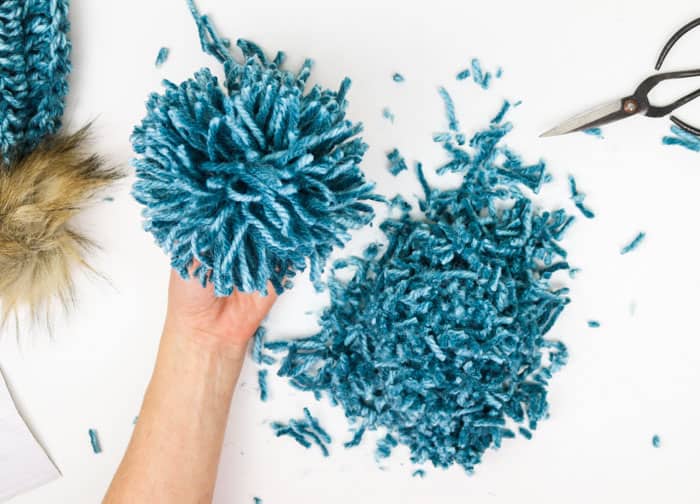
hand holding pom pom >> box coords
[165,266,277,353]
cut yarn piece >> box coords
[271,408,331,457]
[258,369,269,401]
[471,58,492,89]
[663,125,700,152]
[387,148,408,175]
[621,232,646,255]
[456,69,471,81]
[132,0,379,296]
[382,107,395,123]
[155,47,170,67]
[583,127,603,139]
[457,59,494,89]
[89,428,102,454]
[568,175,595,219]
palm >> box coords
[166,269,277,348]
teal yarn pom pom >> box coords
[132,1,378,296]
[0,0,71,164]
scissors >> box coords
[541,17,700,137]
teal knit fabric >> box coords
[0,0,71,164]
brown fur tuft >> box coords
[0,126,122,325]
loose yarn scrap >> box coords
[662,125,700,152]
[269,87,572,473]
[155,47,170,67]
[568,175,595,219]
[457,59,503,89]
[583,127,603,139]
[88,428,102,454]
[386,148,408,175]
[456,59,493,89]
[620,232,646,255]
[271,408,331,457]
[382,107,395,123]
[258,369,269,402]
[132,0,379,296]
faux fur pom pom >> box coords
[0,126,121,324]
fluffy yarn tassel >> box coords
[0,127,121,324]
[131,0,379,297]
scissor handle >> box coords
[649,17,700,135]
[633,70,700,117]
[655,17,700,71]
[671,115,700,136]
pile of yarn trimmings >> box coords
[262,94,573,473]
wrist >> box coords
[162,317,249,363]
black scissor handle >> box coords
[650,17,700,135]
[655,17,700,70]
[670,115,700,135]
[634,70,700,117]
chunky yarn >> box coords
[0,0,71,164]
[131,0,378,296]
[267,92,572,473]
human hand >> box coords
[106,267,276,502]
[163,268,277,356]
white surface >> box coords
[1,0,700,502]
[0,370,59,502]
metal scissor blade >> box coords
[540,99,625,137]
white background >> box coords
[2,0,700,502]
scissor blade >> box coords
[540,99,624,137]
